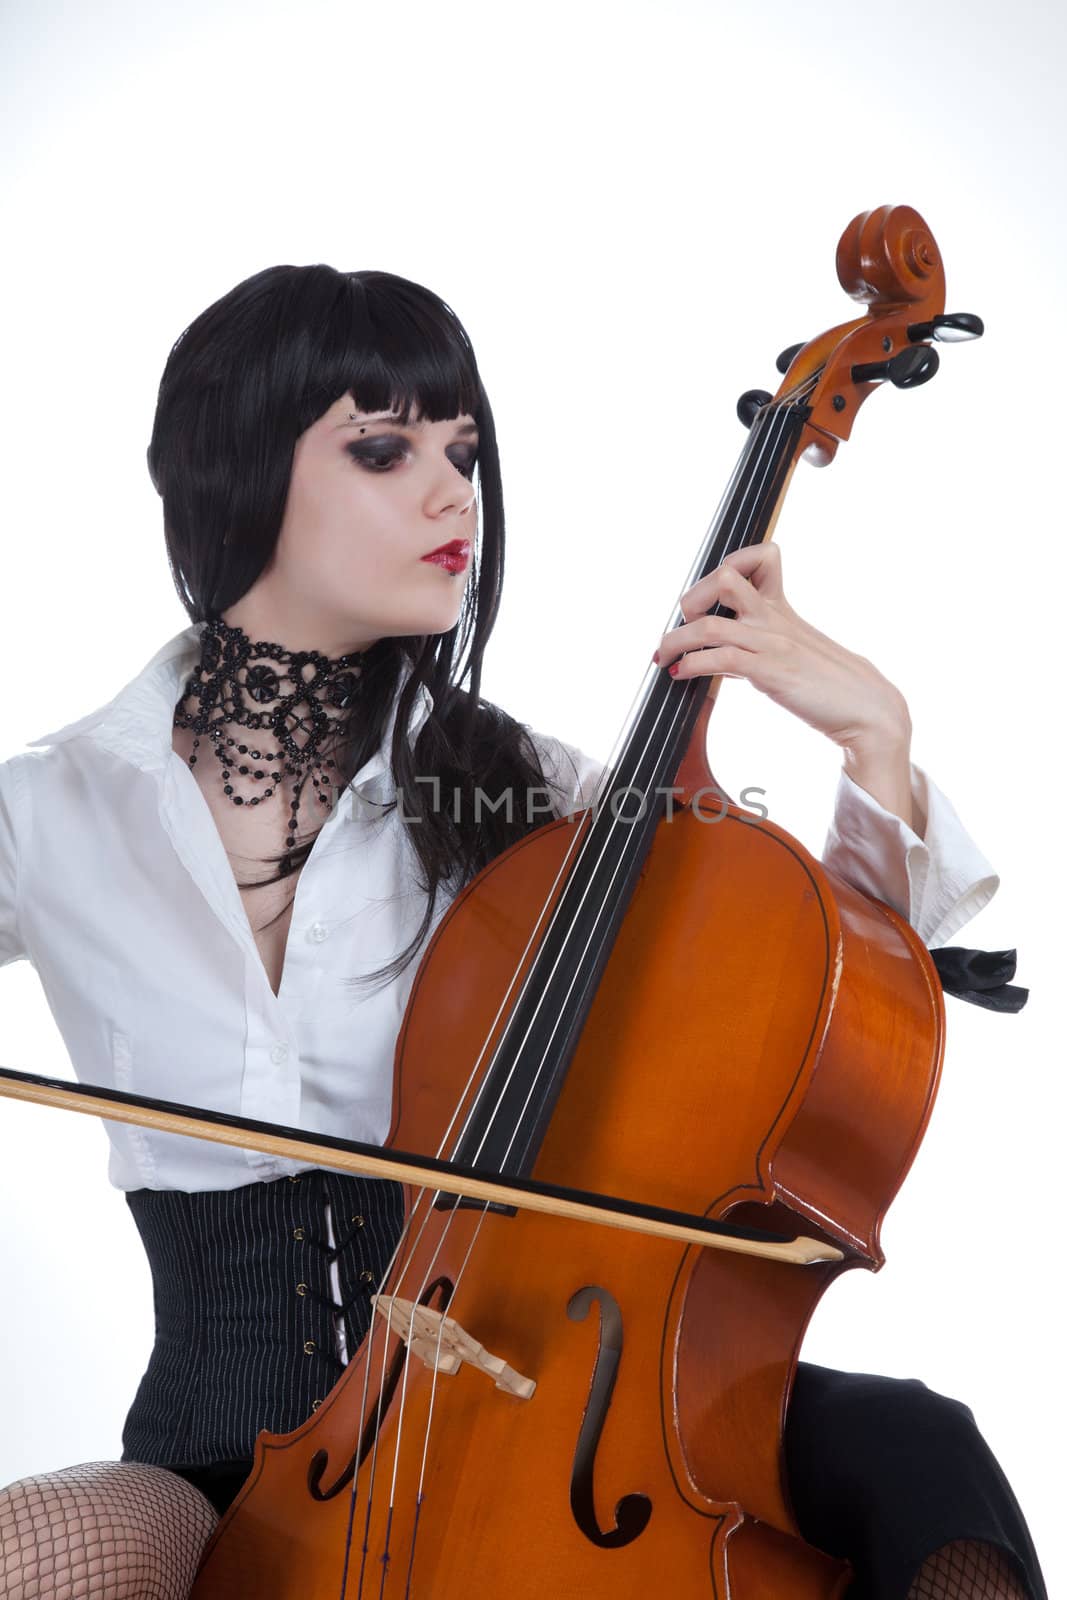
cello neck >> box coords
[612,389,813,807]
[446,395,814,1182]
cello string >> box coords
[351,1284,426,1597]
[358,386,810,1581]
[341,379,818,1592]
[377,1508,396,1600]
[476,401,799,1162]
[388,376,818,1195]
[421,389,793,1159]
[364,410,793,1587]
[338,433,778,1585]
[343,720,704,1591]
[430,386,802,1178]
[353,1126,521,1593]
[363,1193,504,1598]
[345,1105,523,1594]
[399,374,819,1587]
[369,1192,481,1588]
[446,386,809,1175]
[337,1185,445,1599]
[401,1204,499,1598]
[353,1224,466,1598]
[340,1155,496,1600]
[388,380,812,1382]
[379,387,806,1465]
[364,387,814,1589]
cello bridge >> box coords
[371,1294,536,1400]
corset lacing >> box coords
[120,1167,406,1468]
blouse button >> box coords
[303,1340,316,1355]
[296,1282,308,1297]
[270,1043,289,1065]
[307,922,329,944]
[293,1227,305,1241]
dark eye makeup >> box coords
[345,438,478,482]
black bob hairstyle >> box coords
[146,264,572,992]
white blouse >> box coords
[0,624,999,1194]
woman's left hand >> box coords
[653,542,916,826]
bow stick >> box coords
[0,1063,843,1265]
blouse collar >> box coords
[26,623,435,817]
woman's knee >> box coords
[0,1460,218,1599]
[789,1362,978,1465]
[785,1365,984,1544]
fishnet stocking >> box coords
[0,1462,217,1600]
[907,1539,1030,1599]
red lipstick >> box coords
[421,538,471,574]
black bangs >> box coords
[326,270,483,428]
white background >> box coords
[0,0,1062,1589]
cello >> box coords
[0,204,986,1595]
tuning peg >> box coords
[776,343,805,375]
[736,389,773,428]
[906,311,984,344]
[850,345,940,389]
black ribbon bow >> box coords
[929,946,1028,1013]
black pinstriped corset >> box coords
[121,1170,405,1469]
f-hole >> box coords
[307,1275,453,1502]
[567,1285,652,1549]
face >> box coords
[221,391,479,658]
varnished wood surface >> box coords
[189,798,940,1598]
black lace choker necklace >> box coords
[172,617,368,858]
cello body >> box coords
[189,751,944,1597]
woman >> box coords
[0,265,1046,1599]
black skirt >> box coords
[123,1172,1047,1599]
